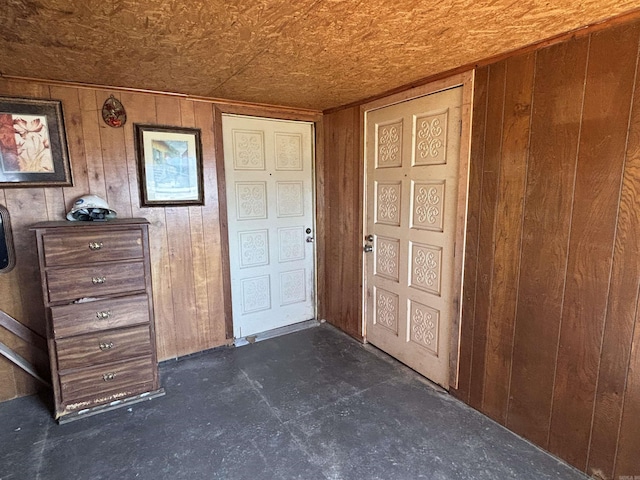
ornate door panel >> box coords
[222,115,315,339]
[364,86,465,388]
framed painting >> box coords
[0,96,72,187]
[134,124,204,207]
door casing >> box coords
[212,105,322,341]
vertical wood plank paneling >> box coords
[0,80,51,344]
[315,118,326,322]
[77,89,107,199]
[610,47,640,476]
[187,168,212,347]
[548,23,640,470]
[97,90,134,218]
[346,105,363,339]
[588,29,640,479]
[212,106,234,339]
[157,97,198,357]
[180,99,196,126]
[322,109,337,331]
[194,101,227,346]
[178,98,207,354]
[0,79,50,98]
[453,66,489,404]
[322,106,362,338]
[49,85,90,211]
[507,37,589,447]
[482,53,534,423]
[152,96,187,359]
[43,188,65,220]
[615,313,640,477]
[468,61,506,410]
[45,86,88,220]
[119,91,178,361]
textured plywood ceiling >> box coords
[1,0,639,111]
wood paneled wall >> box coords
[321,17,640,479]
[452,21,640,479]
[0,79,319,403]
[319,106,363,340]
[0,79,228,402]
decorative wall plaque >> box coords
[101,95,126,128]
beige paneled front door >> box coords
[222,115,315,340]
[364,85,466,388]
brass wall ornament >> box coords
[101,95,126,128]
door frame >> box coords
[212,103,323,340]
[360,71,475,388]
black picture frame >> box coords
[0,205,15,273]
[0,96,72,187]
[134,124,204,207]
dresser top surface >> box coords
[32,218,150,230]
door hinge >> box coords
[459,120,462,137]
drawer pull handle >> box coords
[92,276,106,285]
[96,310,112,320]
[88,242,104,251]
[102,372,117,381]
[99,342,114,351]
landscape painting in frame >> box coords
[134,124,204,207]
[0,96,72,187]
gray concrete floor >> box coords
[0,324,587,480]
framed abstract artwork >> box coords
[0,96,72,187]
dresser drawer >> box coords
[56,325,152,372]
[46,261,146,303]
[59,356,155,406]
[51,295,149,338]
[33,219,161,420]
[42,230,143,267]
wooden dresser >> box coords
[32,218,164,422]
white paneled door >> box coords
[364,85,465,388]
[222,115,315,339]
